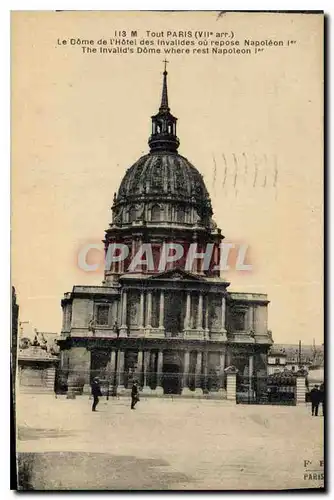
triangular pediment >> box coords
[151,267,202,281]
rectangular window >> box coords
[96,304,109,326]
[275,358,280,365]
[233,311,246,331]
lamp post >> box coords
[112,321,120,398]
[298,340,302,369]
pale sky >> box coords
[12,11,323,343]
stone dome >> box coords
[112,152,213,228]
[117,152,211,206]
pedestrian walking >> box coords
[131,381,140,410]
[319,383,325,416]
[91,377,102,412]
[310,385,320,416]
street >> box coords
[16,393,324,490]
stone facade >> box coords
[58,68,273,397]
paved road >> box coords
[16,393,324,490]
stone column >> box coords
[136,350,143,386]
[193,242,199,273]
[197,293,203,330]
[226,348,232,368]
[117,350,125,392]
[159,290,165,329]
[142,350,151,393]
[137,237,143,272]
[205,294,209,338]
[213,243,219,270]
[248,355,254,400]
[146,291,152,329]
[184,293,191,330]
[119,244,124,274]
[296,371,307,405]
[248,306,254,330]
[221,295,227,331]
[66,304,73,331]
[195,351,203,394]
[182,350,192,395]
[109,350,116,392]
[156,350,164,394]
[139,291,144,330]
[219,351,226,393]
[120,290,128,337]
[109,239,114,273]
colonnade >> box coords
[120,289,227,333]
[105,347,233,394]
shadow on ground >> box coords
[18,427,76,441]
[17,452,193,490]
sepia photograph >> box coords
[11,10,324,491]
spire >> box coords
[148,62,179,153]
[159,59,169,112]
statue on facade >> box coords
[39,332,48,351]
[113,321,120,338]
[248,328,255,338]
[19,337,31,350]
[88,318,96,335]
[32,333,40,347]
[49,339,60,356]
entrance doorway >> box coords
[162,363,182,394]
[90,350,110,383]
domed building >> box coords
[58,67,272,397]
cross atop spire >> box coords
[160,60,169,112]
[163,58,169,73]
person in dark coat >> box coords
[131,381,139,410]
[310,385,321,416]
[319,383,324,416]
[91,377,102,412]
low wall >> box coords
[18,364,56,392]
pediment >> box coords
[151,267,202,281]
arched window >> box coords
[129,206,136,223]
[168,123,172,134]
[151,204,161,222]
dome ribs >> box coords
[112,142,215,230]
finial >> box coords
[160,60,169,112]
[163,58,169,73]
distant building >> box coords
[267,344,324,375]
